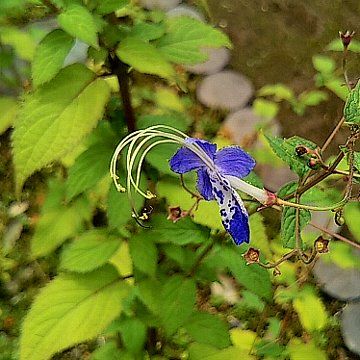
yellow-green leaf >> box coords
[0,96,17,134]
[20,265,130,360]
[12,64,110,193]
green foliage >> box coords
[0,96,17,134]
[344,202,360,242]
[20,265,130,360]
[117,318,147,355]
[287,339,327,360]
[281,207,311,249]
[60,229,121,272]
[265,135,317,177]
[13,64,110,193]
[158,17,231,64]
[32,29,75,87]
[95,0,129,15]
[58,4,99,48]
[344,80,360,124]
[326,38,360,52]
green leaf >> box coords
[146,143,179,175]
[354,151,360,173]
[312,55,336,74]
[0,26,36,60]
[12,64,110,193]
[249,213,271,258]
[325,77,349,101]
[32,29,75,87]
[66,141,115,200]
[20,265,130,360]
[60,229,121,272]
[188,343,255,360]
[253,98,279,119]
[137,113,189,132]
[95,0,129,15]
[129,234,158,277]
[287,339,327,360]
[221,247,272,301]
[129,21,165,41]
[299,90,328,106]
[293,286,328,332]
[344,80,360,124]
[265,135,317,177]
[107,180,145,230]
[0,96,17,134]
[185,312,230,349]
[281,207,311,249]
[258,83,294,101]
[146,215,210,245]
[118,318,146,355]
[158,17,231,64]
[116,37,175,80]
[137,279,162,315]
[159,275,196,335]
[326,38,360,53]
[31,179,92,258]
[344,202,360,242]
[58,4,98,48]
[92,341,125,360]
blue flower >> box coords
[110,126,270,243]
[169,138,257,245]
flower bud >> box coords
[314,236,330,254]
[295,145,308,156]
[339,30,355,48]
[308,157,320,169]
[243,247,260,265]
[167,206,183,223]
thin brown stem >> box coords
[321,116,346,153]
[258,249,297,269]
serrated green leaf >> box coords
[91,341,124,360]
[129,234,158,277]
[0,96,17,134]
[13,64,110,193]
[32,29,75,87]
[20,265,130,360]
[185,312,230,349]
[0,26,36,60]
[66,141,115,200]
[249,213,271,258]
[221,247,272,301]
[116,37,175,80]
[118,318,146,355]
[60,229,121,272]
[58,4,98,47]
[129,21,165,41]
[145,215,210,245]
[265,135,317,177]
[95,0,128,15]
[137,279,162,315]
[354,151,360,172]
[31,179,92,258]
[281,207,311,249]
[160,275,196,335]
[344,80,360,124]
[293,286,328,331]
[188,343,255,360]
[158,17,231,65]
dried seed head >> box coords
[167,206,183,223]
[314,236,330,254]
[339,30,355,48]
[243,247,260,265]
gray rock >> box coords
[197,70,254,110]
[313,259,360,301]
[341,302,360,356]
[166,5,205,21]
[139,0,182,11]
[186,47,230,75]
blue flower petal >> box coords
[215,146,255,179]
[197,169,214,200]
[209,172,250,245]
[169,147,205,174]
[185,138,217,161]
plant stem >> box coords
[258,249,297,269]
[321,116,346,153]
[108,54,136,133]
[276,198,346,212]
[309,222,360,250]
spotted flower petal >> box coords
[215,146,255,179]
[197,168,214,200]
[209,171,250,245]
[169,147,205,174]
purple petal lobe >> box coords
[197,169,214,200]
[169,147,205,174]
[209,172,250,245]
[185,138,217,161]
[215,146,255,178]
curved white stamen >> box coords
[226,175,269,204]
